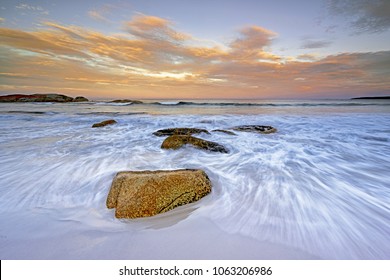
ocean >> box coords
[0,99,389,259]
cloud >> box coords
[228,26,280,63]
[87,4,114,23]
[0,17,4,23]
[125,14,191,42]
[15,3,49,15]
[0,14,389,99]
[0,27,88,57]
[231,26,277,50]
[297,53,319,61]
[327,0,390,33]
[88,10,108,22]
[301,39,332,49]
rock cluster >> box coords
[106,169,212,218]
[106,125,276,219]
[153,125,276,153]
[0,94,89,102]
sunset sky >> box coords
[0,0,389,99]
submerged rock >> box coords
[153,127,210,136]
[212,129,237,135]
[92,119,117,128]
[161,135,229,153]
[106,169,212,218]
[232,125,277,134]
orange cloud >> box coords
[0,27,87,57]
[0,14,388,99]
[231,26,277,50]
[125,14,191,42]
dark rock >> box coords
[106,169,212,218]
[73,96,89,102]
[161,135,229,153]
[92,119,117,128]
[0,94,74,102]
[153,127,210,137]
[212,129,237,135]
[110,99,143,104]
[232,125,277,134]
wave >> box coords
[5,111,58,115]
[76,112,148,116]
[146,101,390,107]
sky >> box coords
[0,0,389,99]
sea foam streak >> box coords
[0,101,389,259]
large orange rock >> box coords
[106,169,212,218]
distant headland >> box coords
[0,93,89,102]
[351,96,390,100]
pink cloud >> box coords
[0,15,388,99]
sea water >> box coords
[0,99,389,259]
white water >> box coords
[0,101,389,259]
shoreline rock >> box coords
[161,135,229,153]
[106,169,212,218]
[92,119,117,128]
[0,94,88,103]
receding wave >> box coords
[76,112,147,116]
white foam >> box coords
[0,103,389,259]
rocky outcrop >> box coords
[92,119,117,128]
[0,94,89,103]
[73,96,89,102]
[110,99,143,104]
[161,135,229,153]
[153,128,210,137]
[232,125,277,134]
[106,169,212,218]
